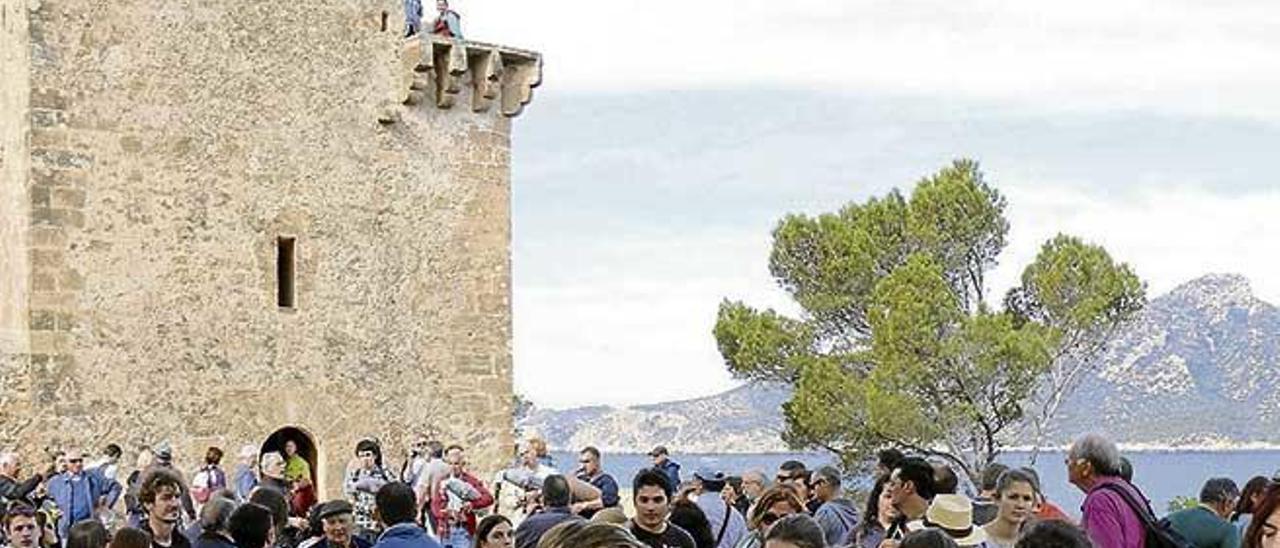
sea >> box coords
[552,449,1280,517]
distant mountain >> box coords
[521,383,792,453]
[519,274,1280,452]
[1047,273,1280,446]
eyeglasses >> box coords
[357,452,375,458]
[578,459,591,464]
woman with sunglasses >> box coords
[735,486,807,548]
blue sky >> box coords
[462,1,1280,409]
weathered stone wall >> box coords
[0,0,535,496]
[0,0,33,442]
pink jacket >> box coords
[1081,476,1147,548]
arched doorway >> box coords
[261,426,320,487]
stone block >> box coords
[31,168,86,188]
[58,269,84,291]
[30,274,58,292]
[31,109,65,128]
[28,332,70,354]
[55,313,76,332]
[30,249,63,268]
[28,292,73,311]
[32,149,92,171]
[31,185,52,208]
[52,188,86,209]
[30,311,57,331]
[120,136,143,154]
[30,227,66,248]
[29,206,55,225]
[31,129,68,148]
[52,209,85,228]
[30,88,69,110]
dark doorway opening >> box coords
[261,426,319,486]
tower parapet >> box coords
[387,36,542,122]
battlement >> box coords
[384,35,542,123]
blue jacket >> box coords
[48,471,102,538]
[696,492,747,548]
[576,472,620,518]
[657,460,681,490]
[233,464,258,501]
[373,523,443,548]
[514,507,583,548]
[814,498,860,547]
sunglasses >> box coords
[776,474,803,483]
[761,512,782,526]
[68,459,83,463]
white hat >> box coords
[906,494,989,547]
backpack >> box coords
[1095,483,1195,548]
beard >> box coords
[156,509,181,524]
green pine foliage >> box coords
[713,160,1146,481]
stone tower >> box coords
[0,0,540,494]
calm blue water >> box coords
[553,450,1280,518]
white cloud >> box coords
[991,183,1280,304]
[514,183,1280,409]
[464,0,1280,118]
[513,230,792,409]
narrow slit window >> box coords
[381,11,389,32]
[277,237,296,308]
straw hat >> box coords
[906,494,989,546]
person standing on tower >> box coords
[403,0,423,37]
[430,0,463,39]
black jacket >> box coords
[0,473,42,504]
[193,532,236,548]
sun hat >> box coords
[906,494,989,547]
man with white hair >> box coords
[193,495,239,548]
[259,452,290,495]
[0,452,43,506]
[1066,433,1148,548]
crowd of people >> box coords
[3,432,1280,548]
